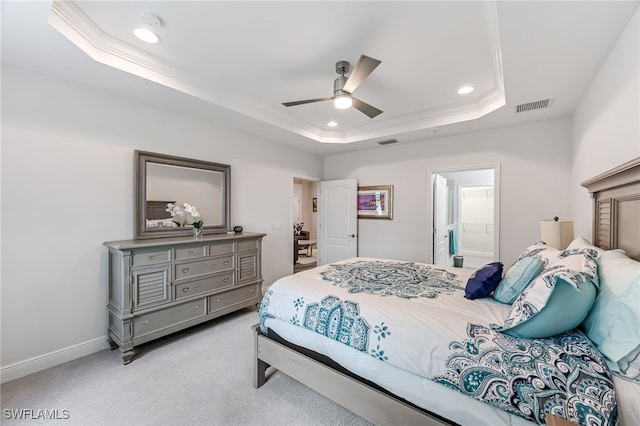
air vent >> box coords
[377,139,398,145]
[516,98,554,113]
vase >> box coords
[193,227,203,239]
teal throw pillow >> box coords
[503,278,596,338]
[494,256,545,304]
[493,248,598,338]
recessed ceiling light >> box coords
[134,28,160,44]
[457,85,474,95]
[134,11,162,44]
[327,121,338,127]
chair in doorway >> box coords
[293,223,310,265]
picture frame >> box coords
[357,185,393,219]
[312,197,317,212]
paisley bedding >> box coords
[259,258,617,425]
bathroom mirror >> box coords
[135,150,231,239]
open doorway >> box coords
[431,166,500,269]
[293,178,318,272]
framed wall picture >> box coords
[357,185,393,219]
[312,197,317,212]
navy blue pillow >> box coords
[464,262,504,300]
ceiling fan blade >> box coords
[352,97,383,119]
[282,97,333,107]
[342,55,381,93]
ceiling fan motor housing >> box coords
[335,60,350,75]
[334,75,349,95]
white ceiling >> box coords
[2,1,638,156]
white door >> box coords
[434,174,449,265]
[318,179,358,266]
[292,195,301,224]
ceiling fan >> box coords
[282,55,383,119]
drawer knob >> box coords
[182,287,189,293]
[143,319,150,325]
[194,305,199,310]
[223,261,229,265]
[219,247,224,252]
[148,255,155,260]
[223,278,229,283]
[215,298,221,303]
[182,268,189,273]
[187,250,194,255]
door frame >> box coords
[292,176,320,274]
[427,164,501,264]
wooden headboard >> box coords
[146,200,174,220]
[581,157,640,261]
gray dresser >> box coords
[104,232,265,364]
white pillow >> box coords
[567,236,605,257]
[146,218,177,228]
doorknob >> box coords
[348,234,357,238]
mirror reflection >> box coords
[146,163,224,227]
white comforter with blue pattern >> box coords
[259,258,617,426]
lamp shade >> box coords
[540,219,574,250]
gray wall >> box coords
[571,7,640,237]
[1,65,323,376]
[324,118,573,267]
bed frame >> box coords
[253,157,640,425]
[581,157,640,261]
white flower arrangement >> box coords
[165,202,203,228]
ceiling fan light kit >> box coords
[283,55,383,118]
[334,94,352,109]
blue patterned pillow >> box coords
[494,248,598,338]
[512,241,560,268]
[494,256,545,304]
[465,262,504,300]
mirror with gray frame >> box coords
[135,150,231,239]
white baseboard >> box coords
[1,337,110,384]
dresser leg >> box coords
[119,340,134,365]
[121,351,134,365]
[107,337,118,350]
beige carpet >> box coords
[1,307,372,426]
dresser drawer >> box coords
[131,249,170,267]
[175,272,234,300]
[208,242,235,256]
[174,245,206,261]
[237,239,258,252]
[133,300,205,337]
[174,256,234,281]
[208,285,259,314]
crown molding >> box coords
[48,0,505,145]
